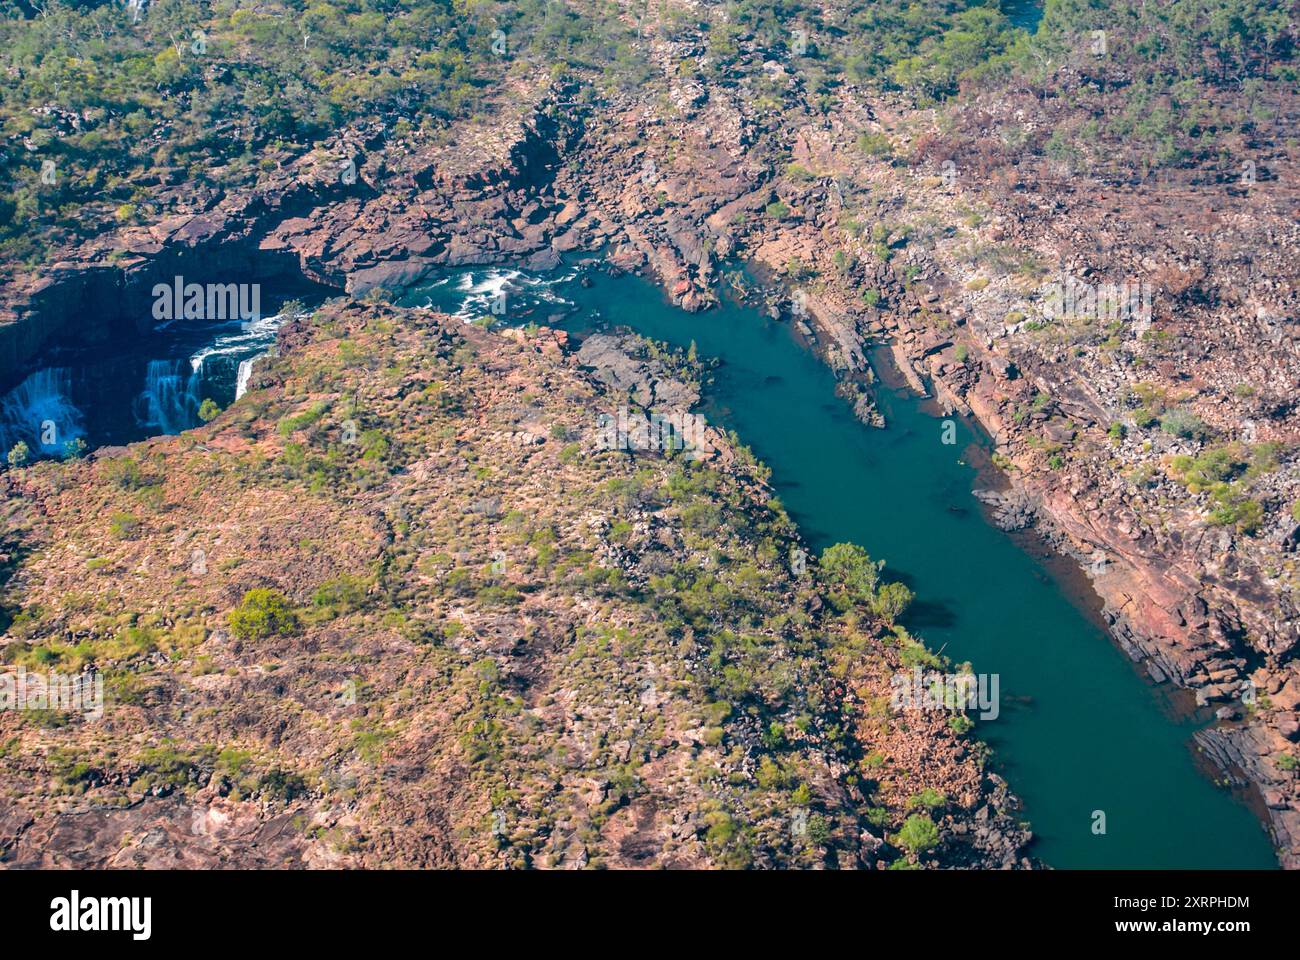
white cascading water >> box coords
[189,311,282,372]
[134,358,202,434]
[450,269,576,321]
[235,357,254,400]
[0,367,86,456]
[1,303,299,458]
[204,310,289,402]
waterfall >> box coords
[193,310,287,403]
[0,367,86,457]
[235,357,254,400]
[1,297,298,455]
[134,359,201,434]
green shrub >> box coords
[896,813,940,854]
[135,745,200,791]
[278,401,330,436]
[856,132,893,157]
[899,639,941,670]
[227,588,299,642]
[312,574,370,614]
[817,543,882,612]
[1160,408,1210,441]
[1206,491,1263,535]
[101,457,152,490]
[806,814,832,845]
[1169,445,1246,489]
[907,788,946,810]
[871,581,914,623]
[1134,408,1160,429]
[108,512,140,540]
[258,767,308,802]
[948,715,974,735]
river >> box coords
[402,260,1276,869]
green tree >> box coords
[7,441,29,468]
[228,588,299,642]
[817,543,882,612]
[897,813,940,855]
[198,398,221,422]
[872,581,915,624]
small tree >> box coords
[109,512,140,540]
[198,398,221,422]
[228,588,299,642]
[817,542,882,612]
[6,441,30,468]
[872,581,915,624]
[1160,408,1209,442]
[897,814,940,856]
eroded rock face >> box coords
[3,796,328,870]
[0,90,582,388]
